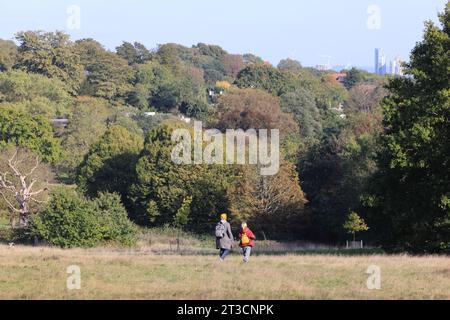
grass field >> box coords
[0,245,449,300]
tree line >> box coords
[0,2,449,252]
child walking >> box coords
[238,222,256,263]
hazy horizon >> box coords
[0,0,447,69]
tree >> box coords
[215,88,298,137]
[0,148,53,227]
[0,70,73,118]
[297,111,380,242]
[365,4,450,252]
[0,39,17,71]
[228,160,308,237]
[14,31,84,95]
[343,211,369,241]
[128,124,191,226]
[174,196,192,229]
[345,82,387,114]
[280,88,322,139]
[75,39,134,101]
[128,60,206,112]
[0,108,62,163]
[243,53,263,65]
[277,58,302,74]
[343,68,365,90]
[319,73,349,109]
[60,96,111,179]
[31,188,137,248]
[77,125,144,205]
[92,192,138,246]
[222,54,245,78]
[128,124,231,229]
[234,63,296,96]
[116,41,152,65]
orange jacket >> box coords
[238,227,256,247]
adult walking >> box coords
[215,213,234,261]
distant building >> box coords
[316,64,332,71]
[331,73,347,84]
[375,48,387,75]
[389,56,404,76]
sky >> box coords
[0,0,447,69]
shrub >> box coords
[31,188,137,248]
[93,192,138,246]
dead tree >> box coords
[0,148,51,228]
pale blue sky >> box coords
[0,0,447,68]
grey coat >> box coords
[216,220,234,250]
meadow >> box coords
[1,241,449,300]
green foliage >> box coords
[343,211,369,241]
[77,125,144,203]
[179,98,211,121]
[343,68,365,90]
[280,88,322,139]
[243,53,263,65]
[92,192,138,246]
[60,96,111,179]
[128,124,188,225]
[0,108,62,162]
[277,58,302,74]
[75,39,134,101]
[31,188,137,248]
[14,31,84,95]
[366,4,450,252]
[128,60,206,113]
[234,63,296,96]
[116,41,152,65]
[0,39,17,71]
[174,196,192,228]
[31,188,102,248]
[128,124,231,230]
[298,113,380,242]
[0,70,73,118]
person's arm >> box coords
[248,229,256,240]
[227,223,234,241]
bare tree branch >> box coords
[0,192,21,213]
[25,156,40,178]
[0,148,52,227]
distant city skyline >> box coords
[0,0,447,68]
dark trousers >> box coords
[219,248,231,260]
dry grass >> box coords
[0,245,449,300]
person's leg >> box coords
[243,246,252,263]
[220,249,230,260]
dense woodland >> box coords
[0,4,448,252]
